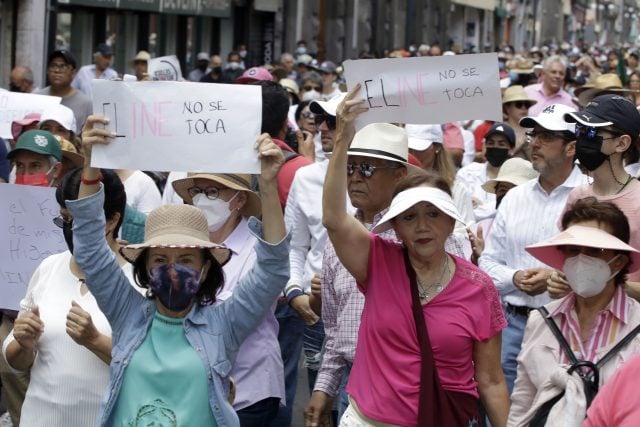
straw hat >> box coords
[172,173,261,218]
[54,135,84,167]
[502,85,537,107]
[509,58,535,74]
[525,224,640,272]
[120,204,232,265]
[347,123,409,164]
[574,73,637,106]
[481,158,538,193]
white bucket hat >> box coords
[481,158,538,193]
[347,123,409,164]
[405,124,443,151]
[519,103,577,132]
[372,186,465,234]
[39,104,77,134]
[120,204,232,266]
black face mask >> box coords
[576,136,608,171]
[485,147,510,167]
[9,83,24,93]
[212,66,222,74]
[63,221,74,254]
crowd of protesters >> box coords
[3,38,640,427]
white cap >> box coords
[309,92,346,116]
[372,186,465,234]
[519,104,577,132]
[405,124,443,151]
[39,104,77,134]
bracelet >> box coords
[80,172,103,185]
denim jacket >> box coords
[67,187,290,426]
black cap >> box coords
[97,43,114,56]
[48,49,77,69]
[564,94,640,138]
[485,122,516,147]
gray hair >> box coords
[543,55,568,72]
[21,67,34,84]
[301,71,322,87]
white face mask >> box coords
[563,253,620,298]
[228,61,241,70]
[192,192,239,232]
[302,90,321,102]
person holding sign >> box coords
[320,85,509,427]
[3,168,133,426]
[67,115,289,426]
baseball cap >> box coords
[196,52,210,61]
[484,123,516,147]
[564,94,640,138]
[39,104,77,134]
[97,43,114,57]
[235,67,273,84]
[405,124,443,151]
[7,130,62,161]
[319,61,337,74]
[11,113,41,141]
[519,103,577,132]
[310,92,346,116]
[48,49,77,69]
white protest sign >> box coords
[91,80,262,173]
[148,55,183,81]
[0,92,61,139]
[0,184,66,311]
[343,53,502,128]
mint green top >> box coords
[112,311,217,426]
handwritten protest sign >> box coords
[148,55,182,81]
[0,185,66,311]
[0,92,61,139]
[91,80,262,173]
[343,53,502,128]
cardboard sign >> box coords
[0,184,66,311]
[148,55,183,81]
[343,53,502,128]
[91,80,262,173]
[0,92,61,139]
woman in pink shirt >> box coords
[320,85,510,427]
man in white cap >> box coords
[188,52,211,82]
[479,103,587,394]
[305,121,409,426]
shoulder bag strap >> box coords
[537,306,581,365]
[597,323,640,368]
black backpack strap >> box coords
[596,323,640,368]
[537,306,580,365]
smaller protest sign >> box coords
[148,55,183,81]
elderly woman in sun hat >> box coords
[508,197,640,426]
[322,85,509,427]
[171,172,285,425]
[502,85,537,160]
[66,114,290,426]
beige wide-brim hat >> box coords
[482,158,538,193]
[120,204,232,265]
[54,135,85,168]
[172,173,261,218]
[525,224,640,272]
[575,73,638,106]
[502,85,537,107]
[372,186,465,234]
[347,122,409,165]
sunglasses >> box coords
[560,245,610,258]
[510,101,530,109]
[303,85,321,91]
[347,163,400,178]
[314,114,337,130]
[574,124,622,142]
[301,111,314,119]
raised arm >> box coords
[256,133,287,244]
[322,84,371,283]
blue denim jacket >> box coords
[67,187,290,426]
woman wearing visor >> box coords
[321,86,509,427]
[509,197,640,426]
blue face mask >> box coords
[148,263,203,311]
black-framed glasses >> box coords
[314,114,337,130]
[53,215,73,228]
[525,130,575,144]
[187,186,221,200]
[303,85,321,91]
[575,124,621,141]
[347,163,400,178]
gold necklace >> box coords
[417,256,449,301]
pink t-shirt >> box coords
[347,234,506,427]
[563,182,640,281]
[584,354,640,427]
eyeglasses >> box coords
[314,114,337,130]
[575,124,621,142]
[510,101,530,109]
[53,215,73,228]
[526,130,574,144]
[347,163,400,178]
[560,245,611,258]
[303,85,321,92]
[48,63,71,72]
[187,186,221,200]
[301,111,314,119]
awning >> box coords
[451,0,498,11]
